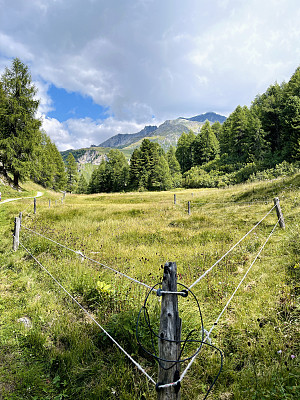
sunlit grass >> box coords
[0,174,299,399]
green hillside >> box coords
[0,176,299,399]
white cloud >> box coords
[42,116,147,151]
[1,0,300,149]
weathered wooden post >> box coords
[34,197,36,214]
[188,201,191,215]
[273,197,285,229]
[63,191,66,199]
[19,212,22,226]
[49,199,51,208]
[157,262,181,400]
[174,194,176,205]
[13,217,21,251]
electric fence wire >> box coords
[189,204,277,289]
[17,239,157,386]
[136,283,224,399]
[21,226,153,290]
[158,217,280,391]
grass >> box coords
[0,174,299,399]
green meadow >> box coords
[0,175,299,399]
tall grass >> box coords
[0,174,299,399]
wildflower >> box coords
[277,350,282,354]
[291,355,296,359]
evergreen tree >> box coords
[65,153,78,192]
[211,121,222,140]
[251,82,285,156]
[52,143,67,190]
[105,149,129,192]
[152,155,172,190]
[281,96,300,161]
[192,121,219,165]
[76,174,88,194]
[166,146,182,188]
[175,130,195,173]
[87,161,107,194]
[129,139,171,191]
[0,58,42,186]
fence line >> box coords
[189,204,276,289]
[18,239,157,386]
[13,196,283,395]
[158,218,280,390]
[22,226,154,291]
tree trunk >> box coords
[13,172,19,187]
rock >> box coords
[17,317,32,329]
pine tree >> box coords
[76,174,88,194]
[175,131,195,173]
[105,149,129,192]
[65,153,78,192]
[281,96,300,161]
[166,146,182,188]
[193,121,219,165]
[0,58,41,186]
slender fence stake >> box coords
[19,212,22,226]
[273,197,285,229]
[55,200,57,206]
[188,201,191,216]
[13,217,21,251]
[174,194,176,205]
[49,199,51,208]
[157,262,181,400]
[34,197,36,214]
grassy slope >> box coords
[0,176,299,399]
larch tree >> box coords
[65,153,78,192]
[0,58,41,186]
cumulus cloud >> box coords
[0,0,300,149]
[42,116,147,151]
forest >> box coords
[1,58,299,193]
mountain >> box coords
[61,112,226,165]
[99,112,226,150]
[184,112,227,123]
[100,125,158,148]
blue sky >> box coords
[47,85,110,122]
[0,0,300,150]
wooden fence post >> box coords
[19,212,22,226]
[188,201,191,216]
[273,197,285,229]
[34,197,36,214]
[49,199,51,208]
[157,262,181,400]
[13,217,21,251]
[174,194,176,205]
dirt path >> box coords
[0,191,43,204]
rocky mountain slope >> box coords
[61,112,226,165]
[99,112,226,150]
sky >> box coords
[0,0,299,151]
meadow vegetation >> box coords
[0,175,299,399]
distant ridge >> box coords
[180,112,227,123]
[100,125,158,148]
[99,112,226,149]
